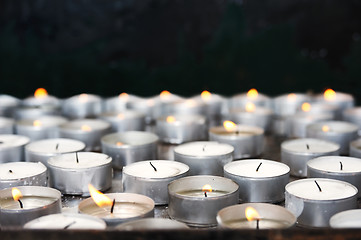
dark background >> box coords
[1,0,361,102]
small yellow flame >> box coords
[287,93,297,101]
[117,113,124,119]
[160,90,171,100]
[166,116,176,123]
[223,121,237,131]
[33,120,42,127]
[118,92,129,100]
[79,94,88,102]
[245,102,256,112]
[247,89,258,100]
[81,125,92,132]
[322,125,330,132]
[34,88,48,98]
[116,142,123,146]
[202,184,213,192]
[324,89,336,101]
[302,102,311,112]
[245,206,260,222]
[201,90,212,101]
[12,187,23,202]
[88,184,113,208]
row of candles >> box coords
[1,88,361,230]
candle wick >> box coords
[9,170,13,173]
[75,152,79,163]
[63,221,76,229]
[110,199,116,214]
[340,161,343,171]
[0,141,3,144]
[306,144,310,150]
[18,199,23,209]
[150,162,157,172]
[314,180,322,192]
[256,219,260,230]
[256,162,262,172]
[204,191,207,197]
[202,145,206,152]
[56,143,59,150]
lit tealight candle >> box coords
[0,134,30,163]
[0,94,20,117]
[289,112,333,138]
[103,93,132,113]
[194,91,225,127]
[315,89,354,112]
[126,96,157,125]
[98,110,145,132]
[0,117,14,134]
[228,89,271,110]
[23,88,61,108]
[62,93,103,119]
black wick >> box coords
[150,162,157,172]
[110,199,116,214]
[314,180,322,192]
[56,143,59,150]
[256,162,262,172]
[306,144,310,150]
[9,170,13,173]
[340,161,343,171]
[75,152,79,163]
[63,221,76,229]
[204,192,207,197]
[18,199,23,209]
[256,219,260,230]
[202,145,206,152]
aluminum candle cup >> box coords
[126,96,157,124]
[0,94,20,117]
[22,93,61,109]
[98,110,145,132]
[307,156,361,197]
[315,91,354,112]
[271,115,292,136]
[193,92,225,127]
[281,138,340,177]
[306,121,358,155]
[0,186,62,227]
[116,218,189,230]
[343,107,361,131]
[174,141,234,176]
[350,138,361,158]
[289,113,333,138]
[103,93,133,113]
[272,93,311,117]
[62,94,103,119]
[15,116,68,141]
[156,114,207,144]
[47,152,112,196]
[209,124,264,159]
[228,91,271,110]
[101,131,158,170]
[78,193,155,226]
[25,138,86,167]
[217,203,296,229]
[0,117,14,134]
[0,162,47,189]
[285,178,358,228]
[329,209,361,228]
[162,99,206,116]
[14,106,61,120]
[24,213,107,229]
[122,160,189,205]
[0,134,30,163]
[296,102,339,119]
[59,119,111,151]
[167,175,239,227]
[224,159,289,203]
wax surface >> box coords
[282,138,339,153]
[174,141,234,157]
[0,162,46,180]
[0,135,29,149]
[83,202,151,219]
[48,152,111,169]
[176,189,229,198]
[308,121,358,133]
[0,196,57,210]
[124,161,188,178]
[308,156,361,173]
[26,138,85,154]
[221,218,290,229]
[25,214,105,229]
[224,160,289,178]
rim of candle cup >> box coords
[47,152,112,170]
[0,94,20,106]
[23,213,107,229]
[0,186,61,213]
[174,141,235,157]
[0,134,30,149]
[123,160,189,180]
[307,156,361,174]
[101,131,159,149]
[216,203,296,229]
[65,93,102,103]
[115,218,189,230]
[329,209,361,228]
[307,121,359,134]
[0,162,47,181]
[25,138,86,156]
[281,138,340,156]
[60,119,111,132]
[209,124,264,139]
[350,138,361,155]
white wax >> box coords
[48,152,111,169]
[0,162,46,180]
[330,209,361,228]
[0,95,19,107]
[24,213,106,229]
[26,138,85,154]
[23,95,60,107]
[61,119,110,131]
[123,160,188,178]
[281,138,339,153]
[308,156,361,173]
[0,134,30,149]
[308,121,358,133]
[224,159,289,178]
[174,141,234,157]
[286,178,357,200]
[16,116,67,128]
[66,94,101,104]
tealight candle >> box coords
[296,102,339,119]
[98,110,145,132]
[0,94,20,117]
[116,218,189,230]
[162,99,206,116]
[15,116,68,141]
[152,91,184,119]
[168,175,239,226]
[101,131,158,170]
[217,203,296,229]
[103,93,133,113]
[122,160,189,205]
[22,88,61,109]
[281,138,340,177]
[0,186,62,226]
[343,107,361,131]
[209,121,264,159]
[307,156,361,197]
[24,213,107,229]
[59,119,111,151]
[193,91,225,127]
[14,106,61,120]
[289,112,333,138]
[228,89,271,110]
[47,152,112,196]
[306,121,358,155]
[62,93,103,119]
[0,117,14,134]
[126,96,157,124]
[272,93,311,117]
[350,138,361,158]
[0,162,47,189]
[173,141,234,176]
[25,138,86,167]
[329,209,361,228]
[156,114,207,144]
[78,189,155,226]
[315,89,354,112]
[224,159,289,203]
[0,134,30,163]
[285,178,358,228]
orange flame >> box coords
[247,89,258,100]
[223,121,237,131]
[245,102,256,112]
[118,92,129,99]
[88,184,113,208]
[12,187,23,201]
[33,120,42,127]
[116,142,123,146]
[324,89,336,101]
[117,113,124,119]
[202,184,213,192]
[79,94,89,102]
[81,125,92,132]
[301,102,311,112]
[34,88,48,98]
[245,206,260,222]
[166,116,176,123]
[201,90,212,101]
[322,125,330,132]
[287,93,297,101]
[160,90,171,100]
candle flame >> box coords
[118,92,129,100]
[324,89,336,101]
[116,142,123,146]
[81,125,92,132]
[79,94,88,102]
[245,102,256,112]
[223,120,237,132]
[34,88,48,98]
[245,206,260,222]
[287,93,297,101]
[201,90,212,101]
[301,102,311,112]
[117,113,124,119]
[12,187,23,202]
[247,89,258,100]
[166,116,176,123]
[322,125,330,132]
[88,184,113,208]
[33,120,42,127]
[202,184,213,192]
[160,90,171,100]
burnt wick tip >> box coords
[56,143,59,150]
[75,152,79,163]
[9,170,13,173]
[110,199,116,214]
[306,144,310,150]
[340,161,343,171]
[204,192,207,197]
[150,162,157,172]
[314,180,322,192]
[18,199,23,209]
[63,221,76,229]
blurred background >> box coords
[1,0,361,102]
